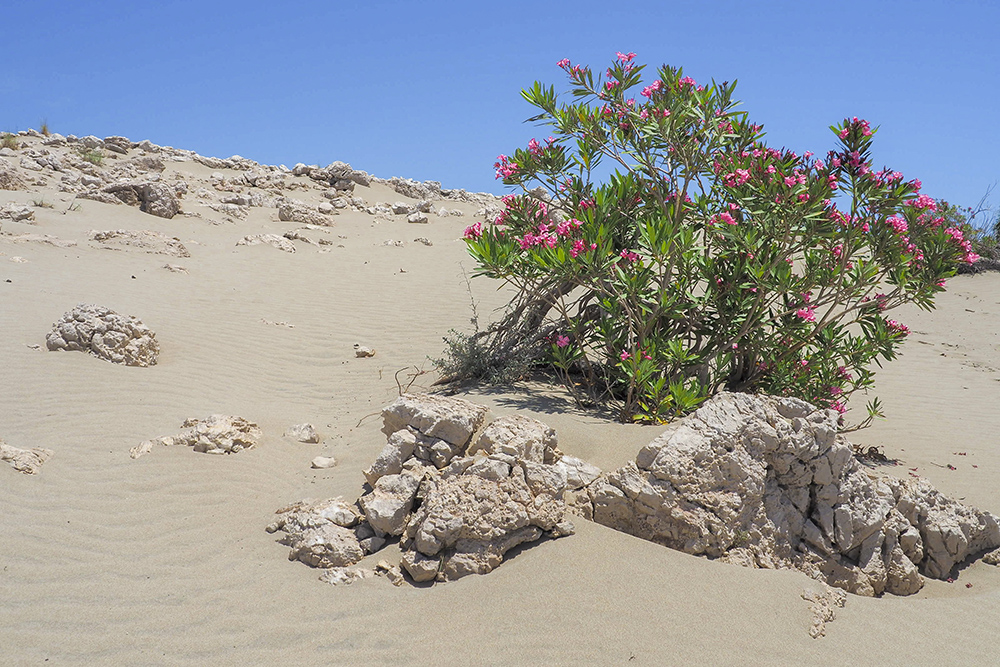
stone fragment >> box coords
[407,212,428,224]
[0,439,54,474]
[285,423,320,443]
[236,234,296,253]
[391,201,412,215]
[46,304,159,367]
[802,586,846,639]
[1,203,34,221]
[359,471,423,536]
[311,456,337,469]
[381,394,489,450]
[470,414,561,464]
[129,415,261,458]
[319,567,376,586]
[353,343,376,358]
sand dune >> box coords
[2,131,998,664]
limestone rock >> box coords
[236,234,296,253]
[470,414,561,464]
[588,392,1000,596]
[285,423,320,443]
[311,456,337,469]
[399,467,572,582]
[46,304,159,367]
[407,212,429,224]
[802,585,847,639]
[1,203,34,222]
[89,229,190,257]
[102,182,179,218]
[381,393,489,450]
[0,164,26,190]
[1,439,54,474]
[353,343,376,358]
[278,202,332,226]
[319,567,376,586]
[130,415,261,458]
[359,471,423,537]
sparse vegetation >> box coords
[1,133,20,150]
[40,120,50,136]
[78,147,104,166]
[32,199,54,209]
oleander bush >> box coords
[448,54,977,424]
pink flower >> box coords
[463,222,483,239]
[718,212,737,225]
[831,401,847,415]
[912,194,937,211]
[887,215,908,233]
[619,249,640,262]
[557,58,571,69]
[616,51,637,63]
[640,79,663,98]
[494,154,518,180]
[620,350,631,361]
[556,335,570,348]
[795,308,816,322]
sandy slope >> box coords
[1,136,998,665]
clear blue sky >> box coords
[2,0,996,212]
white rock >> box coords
[285,423,321,443]
[46,304,159,367]
[1,439,54,475]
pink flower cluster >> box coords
[464,221,483,239]
[619,249,640,262]
[944,227,980,264]
[494,154,517,180]
[886,319,910,336]
[838,117,873,139]
[641,79,663,98]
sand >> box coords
[2,136,999,664]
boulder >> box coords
[101,181,179,218]
[400,467,573,582]
[584,392,1000,596]
[46,304,159,367]
[278,202,332,226]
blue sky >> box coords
[2,0,997,213]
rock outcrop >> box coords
[46,304,159,367]
[1,439,54,474]
[130,415,262,458]
[577,392,1000,596]
[92,181,180,218]
[272,393,575,584]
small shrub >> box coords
[78,147,103,166]
[1,133,19,150]
[39,120,50,136]
[32,199,53,208]
[458,53,976,424]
